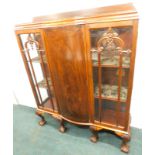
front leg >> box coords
[36,110,46,126]
[90,126,99,143]
[121,134,131,153]
[59,119,67,133]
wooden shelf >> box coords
[37,78,52,88]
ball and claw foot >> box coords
[36,110,46,126]
[120,133,130,153]
[121,143,129,153]
[59,125,67,133]
[39,120,46,126]
[59,119,67,133]
[90,126,99,143]
[90,135,98,143]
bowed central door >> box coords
[44,25,89,123]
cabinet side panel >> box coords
[44,25,89,123]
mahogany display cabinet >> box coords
[15,3,138,153]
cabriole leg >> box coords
[115,128,131,153]
[36,110,46,126]
[121,134,130,153]
[90,126,99,143]
[59,119,67,133]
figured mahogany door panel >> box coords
[44,25,89,123]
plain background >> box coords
[0,0,153,154]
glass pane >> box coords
[101,68,119,100]
[118,103,127,127]
[91,49,98,65]
[93,67,98,97]
[90,26,132,125]
[19,33,44,50]
[120,69,129,102]
[122,51,131,68]
[90,26,132,67]
[101,100,117,125]
[39,87,48,101]
[101,100,127,127]
[19,33,58,111]
[94,98,99,121]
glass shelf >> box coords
[94,84,127,102]
[38,97,58,112]
[22,49,45,52]
[30,55,47,63]
[41,97,58,112]
[91,49,130,68]
[92,64,129,69]
[37,78,52,88]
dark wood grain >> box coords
[44,25,89,122]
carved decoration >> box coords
[25,34,39,51]
[97,28,124,56]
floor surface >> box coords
[13,104,142,155]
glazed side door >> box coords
[44,25,89,123]
[15,29,58,112]
[88,20,138,130]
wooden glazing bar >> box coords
[124,20,138,130]
[116,50,123,126]
[26,49,43,104]
[83,25,94,122]
[39,50,54,110]
[98,52,102,123]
